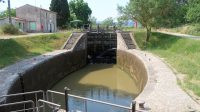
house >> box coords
[16,4,57,33]
[0,17,26,32]
[0,4,57,33]
[123,20,142,28]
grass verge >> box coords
[0,32,71,68]
[133,29,200,96]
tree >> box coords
[89,16,97,25]
[69,0,92,25]
[186,0,200,23]
[118,0,181,42]
[0,8,16,18]
[101,17,114,27]
[50,0,70,27]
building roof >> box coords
[16,4,57,14]
[0,17,26,21]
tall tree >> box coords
[69,0,92,24]
[118,0,179,42]
[50,0,70,27]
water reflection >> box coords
[51,64,140,112]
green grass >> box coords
[133,29,200,96]
[0,32,71,68]
[159,23,200,36]
[0,28,3,35]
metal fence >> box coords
[46,88,136,112]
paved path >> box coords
[132,49,200,112]
[0,33,53,39]
[157,31,200,40]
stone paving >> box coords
[131,49,200,112]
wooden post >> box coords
[64,87,70,112]
[132,100,136,112]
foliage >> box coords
[101,17,114,27]
[89,16,97,25]
[118,0,188,42]
[69,0,92,25]
[50,0,70,28]
[134,29,200,96]
[0,9,16,18]
[1,24,21,35]
[0,32,71,68]
[186,0,200,23]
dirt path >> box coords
[0,33,53,39]
[157,31,200,40]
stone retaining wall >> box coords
[0,34,87,111]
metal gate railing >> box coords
[0,100,36,112]
[0,88,136,112]
[0,90,45,112]
[46,88,136,112]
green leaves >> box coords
[50,0,70,28]
[0,8,16,18]
[186,0,200,23]
[69,0,92,25]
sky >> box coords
[0,0,129,21]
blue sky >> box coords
[0,0,129,21]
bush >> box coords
[2,24,20,35]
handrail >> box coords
[38,99,61,112]
[0,90,45,99]
[0,100,36,112]
[68,94,131,110]
[0,90,45,112]
[47,90,133,111]
[38,99,61,108]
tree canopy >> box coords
[118,0,184,42]
[69,0,92,25]
[0,9,16,18]
[50,0,70,27]
[101,17,114,27]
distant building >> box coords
[123,20,142,28]
[0,4,57,33]
[0,17,26,32]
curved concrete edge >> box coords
[132,50,200,112]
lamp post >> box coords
[0,0,12,24]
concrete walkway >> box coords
[157,31,200,40]
[0,33,53,39]
[132,49,200,112]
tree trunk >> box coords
[146,27,151,42]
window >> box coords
[30,22,36,30]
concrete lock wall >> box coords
[117,33,148,95]
[0,34,87,111]
[117,50,148,93]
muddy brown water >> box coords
[51,64,140,112]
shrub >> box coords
[2,24,20,35]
